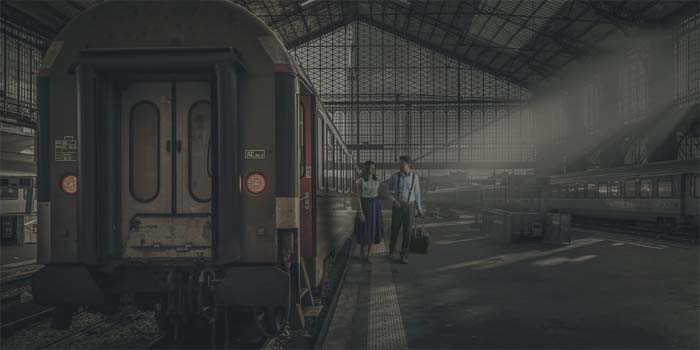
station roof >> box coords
[5,0,697,88]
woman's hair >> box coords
[361,160,378,181]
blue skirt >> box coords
[354,197,384,245]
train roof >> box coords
[549,158,700,184]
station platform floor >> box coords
[321,219,699,349]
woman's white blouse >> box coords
[356,178,380,198]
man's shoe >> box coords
[401,257,408,264]
[388,251,397,259]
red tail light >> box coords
[245,172,266,195]
[60,174,78,195]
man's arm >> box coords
[414,175,423,214]
[382,173,397,202]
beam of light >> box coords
[434,238,604,272]
[422,221,474,228]
[300,0,320,8]
[435,236,489,245]
[532,254,598,267]
[605,239,667,250]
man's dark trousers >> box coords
[390,203,415,258]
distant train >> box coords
[0,174,36,245]
[32,0,355,343]
[425,159,699,239]
[547,159,699,236]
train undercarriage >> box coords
[33,232,313,346]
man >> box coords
[384,155,423,264]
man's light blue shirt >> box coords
[384,171,423,212]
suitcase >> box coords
[409,218,430,254]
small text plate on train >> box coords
[244,149,266,160]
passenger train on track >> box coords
[426,159,699,241]
[32,0,356,343]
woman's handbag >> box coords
[409,217,430,254]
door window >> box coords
[586,183,596,198]
[129,101,160,202]
[658,178,673,198]
[610,181,620,197]
[597,182,608,198]
[640,179,652,198]
[188,101,211,202]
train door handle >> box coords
[177,140,182,153]
[300,192,310,210]
[166,140,171,153]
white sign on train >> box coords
[244,150,266,160]
[55,136,77,161]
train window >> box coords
[129,102,160,203]
[299,103,305,178]
[0,187,19,200]
[624,180,637,198]
[188,101,211,202]
[597,182,608,198]
[327,129,335,190]
[318,118,325,189]
[640,179,652,198]
[334,138,340,192]
[0,216,18,237]
[339,151,345,192]
[576,183,585,198]
[344,152,349,192]
[343,152,350,192]
[345,152,350,192]
[586,183,596,198]
[610,181,620,197]
[658,178,673,198]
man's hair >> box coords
[399,155,411,164]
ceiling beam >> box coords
[286,15,356,48]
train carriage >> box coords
[32,0,355,342]
[547,159,699,235]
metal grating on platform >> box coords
[367,244,407,350]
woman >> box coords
[353,160,384,263]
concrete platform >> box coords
[322,220,699,349]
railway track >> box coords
[1,274,33,305]
[0,269,56,339]
[1,240,355,350]
[310,238,353,349]
[573,222,699,245]
[35,312,147,350]
[0,307,55,338]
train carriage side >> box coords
[298,76,355,286]
[546,159,699,234]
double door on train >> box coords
[120,81,212,258]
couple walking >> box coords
[353,156,424,265]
